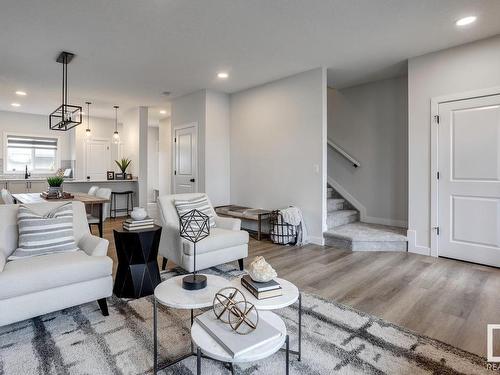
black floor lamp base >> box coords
[182,274,207,290]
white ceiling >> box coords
[1,0,500,118]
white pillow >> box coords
[174,196,216,228]
[8,203,79,260]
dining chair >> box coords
[87,188,112,237]
[86,185,100,214]
[1,189,15,204]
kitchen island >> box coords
[63,179,138,217]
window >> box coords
[5,134,59,173]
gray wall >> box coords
[147,126,159,202]
[170,89,231,205]
[327,76,408,227]
[171,90,207,192]
[230,68,327,244]
[408,34,500,253]
[205,90,230,206]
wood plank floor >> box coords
[99,218,500,358]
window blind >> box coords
[7,135,58,149]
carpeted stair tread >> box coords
[327,198,345,211]
[324,222,407,242]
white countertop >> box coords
[0,177,48,182]
[63,179,138,183]
[0,178,137,183]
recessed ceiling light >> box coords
[217,72,229,79]
[11,103,21,107]
[159,110,167,114]
[15,91,27,96]
[456,16,477,26]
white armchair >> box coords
[157,193,249,272]
[0,201,112,327]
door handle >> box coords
[190,178,195,183]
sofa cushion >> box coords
[182,228,249,256]
[8,203,79,260]
[0,251,112,300]
[175,196,216,228]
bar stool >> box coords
[110,191,134,218]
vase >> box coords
[48,186,62,195]
[130,207,147,221]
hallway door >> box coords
[173,124,198,194]
[437,94,500,267]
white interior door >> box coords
[174,125,197,193]
[438,94,500,267]
[85,140,111,180]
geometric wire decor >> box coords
[179,209,210,290]
[49,51,82,131]
[213,287,259,335]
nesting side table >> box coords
[191,310,290,374]
[231,277,302,361]
[153,274,230,374]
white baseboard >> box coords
[308,236,325,246]
[407,229,431,256]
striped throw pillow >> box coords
[8,203,79,260]
[174,196,216,228]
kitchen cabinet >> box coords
[7,181,28,193]
[29,181,48,193]
[1,180,48,193]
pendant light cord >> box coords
[86,102,91,130]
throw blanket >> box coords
[280,206,308,246]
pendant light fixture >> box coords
[85,102,92,138]
[49,51,82,131]
[113,105,120,144]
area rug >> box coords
[0,264,494,374]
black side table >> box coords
[113,225,162,298]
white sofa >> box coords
[157,193,249,272]
[0,201,113,327]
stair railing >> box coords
[327,138,360,168]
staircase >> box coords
[324,185,407,251]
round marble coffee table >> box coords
[230,277,302,361]
[191,310,289,374]
[153,274,230,374]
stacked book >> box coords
[196,310,282,359]
[123,218,154,231]
[241,275,282,299]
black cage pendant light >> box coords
[49,51,82,131]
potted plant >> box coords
[47,176,64,195]
[115,158,132,179]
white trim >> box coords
[327,176,366,217]
[430,86,500,259]
[406,229,431,256]
[172,122,199,194]
[363,216,407,228]
[327,176,407,228]
[308,235,325,246]
[3,131,61,175]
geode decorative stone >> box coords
[247,256,277,282]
